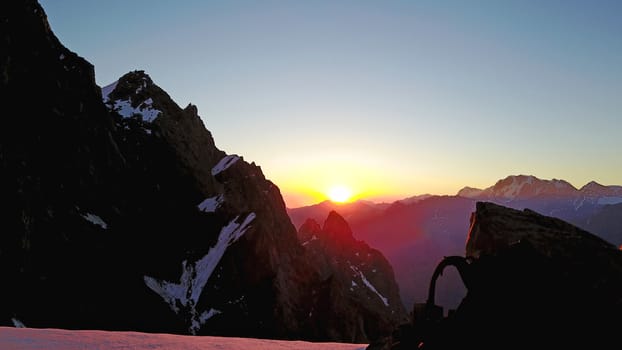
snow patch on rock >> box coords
[350,265,388,306]
[11,318,25,328]
[197,195,224,213]
[194,309,222,332]
[109,97,161,122]
[302,235,318,246]
[144,213,256,334]
[212,155,240,175]
[82,213,107,230]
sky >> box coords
[40,0,622,207]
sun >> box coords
[327,185,353,203]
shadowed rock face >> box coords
[102,70,314,338]
[1,0,404,342]
[298,211,408,343]
[405,202,622,349]
[466,202,616,259]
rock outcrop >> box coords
[465,201,616,259]
[398,202,622,349]
[298,211,408,343]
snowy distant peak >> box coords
[551,178,575,189]
[457,176,622,200]
[457,187,484,198]
[581,181,607,192]
[579,181,622,197]
[474,175,579,200]
[101,70,163,123]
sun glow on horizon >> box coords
[326,185,353,203]
[267,151,456,208]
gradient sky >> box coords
[40,0,622,207]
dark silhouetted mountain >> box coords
[296,211,408,343]
[400,202,622,349]
[0,0,405,343]
[288,200,388,231]
[465,202,615,257]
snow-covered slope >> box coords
[103,76,162,122]
[0,327,366,350]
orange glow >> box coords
[270,157,412,207]
[327,185,353,203]
[265,151,456,207]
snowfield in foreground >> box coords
[0,327,367,350]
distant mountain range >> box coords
[288,175,622,309]
[458,174,622,202]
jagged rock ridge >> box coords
[298,211,408,343]
[0,0,405,343]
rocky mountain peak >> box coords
[581,180,605,190]
[184,103,199,117]
[296,212,409,343]
[298,218,322,243]
[102,70,172,123]
[299,218,322,233]
[104,70,152,99]
[579,180,622,197]
[322,210,355,243]
[462,174,580,200]
[456,186,483,198]
[101,69,224,192]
